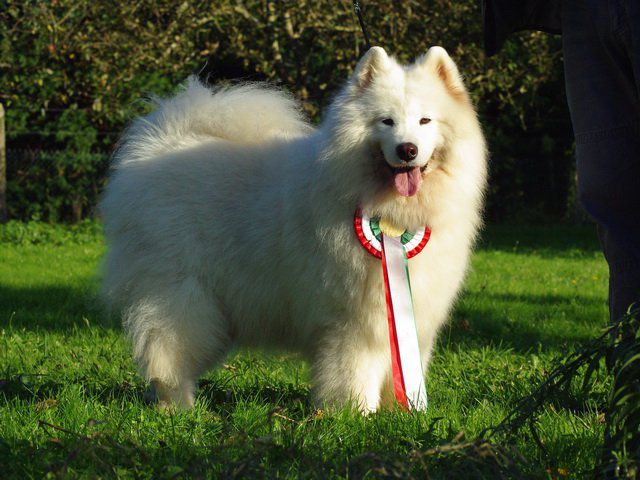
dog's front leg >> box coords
[310,326,390,413]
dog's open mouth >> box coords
[387,164,427,197]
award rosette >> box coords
[354,208,431,411]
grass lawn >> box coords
[0,222,610,478]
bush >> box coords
[0,0,574,222]
[6,150,108,222]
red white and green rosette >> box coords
[354,208,431,411]
[354,209,430,259]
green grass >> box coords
[0,222,610,478]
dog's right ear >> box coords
[352,46,390,91]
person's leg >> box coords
[562,0,640,321]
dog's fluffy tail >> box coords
[113,76,313,165]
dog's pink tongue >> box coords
[393,167,422,197]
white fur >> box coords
[100,46,487,411]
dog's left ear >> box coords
[417,46,468,101]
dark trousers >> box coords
[562,0,640,321]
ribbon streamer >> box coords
[381,235,428,410]
[353,209,429,410]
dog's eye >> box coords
[420,117,431,125]
[381,118,395,126]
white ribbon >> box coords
[382,235,428,411]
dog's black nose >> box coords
[396,143,418,162]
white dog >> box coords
[100,46,487,411]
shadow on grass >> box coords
[479,224,602,256]
[0,412,534,480]
[0,371,310,412]
[1,282,606,351]
[445,291,608,352]
[0,434,424,479]
[0,375,145,405]
[0,283,117,331]
[484,291,605,308]
[198,377,311,410]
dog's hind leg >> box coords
[125,277,230,409]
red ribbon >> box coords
[381,242,409,409]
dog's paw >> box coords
[144,379,195,410]
[143,387,158,405]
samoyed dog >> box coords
[100,46,487,411]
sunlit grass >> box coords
[0,222,609,478]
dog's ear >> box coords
[352,46,391,91]
[417,46,468,101]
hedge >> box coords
[0,0,574,222]
[6,149,108,222]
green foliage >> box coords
[6,150,108,222]
[482,302,640,478]
[600,304,640,478]
[1,1,573,221]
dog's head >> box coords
[323,46,480,229]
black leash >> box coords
[352,0,372,51]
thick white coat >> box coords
[100,47,487,410]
